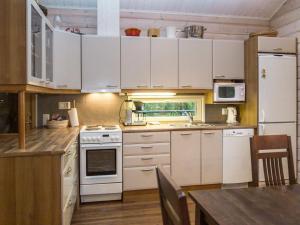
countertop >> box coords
[0,127,80,158]
[121,123,257,133]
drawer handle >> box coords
[214,75,225,78]
[203,132,215,135]
[273,48,283,51]
[181,85,192,88]
[136,85,148,88]
[141,157,153,160]
[67,199,73,208]
[141,168,154,172]
[152,85,164,88]
[141,146,153,149]
[180,133,192,136]
[65,150,72,156]
[106,85,118,88]
[57,84,68,88]
[141,134,153,138]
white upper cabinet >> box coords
[121,37,151,89]
[82,35,120,92]
[151,38,178,88]
[213,40,244,80]
[53,30,81,90]
[179,39,213,89]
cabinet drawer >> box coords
[258,37,296,54]
[124,154,170,167]
[124,165,170,191]
[123,132,170,144]
[123,143,170,156]
[63,186,77,225]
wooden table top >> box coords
[189,185,300,225]
[0,127,79,157]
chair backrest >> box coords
[250,135,296,187]
[156,166,191,225]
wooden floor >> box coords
[71,191,196,225]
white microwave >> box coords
[214,83,245,102]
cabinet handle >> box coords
[57,84,68,88]
[141,146,153,149]
[273,48,283,51]
[214,75,225,78]
[65,150,72,156]
[141,157,153,160]
[181,85,192,88]
[39,80,45,84]
[180,133,192,136]
[141,134,153,138]
[141,168,154,172]
[67,199,73,208]
[152,85,164,88]
[106,85,118,88]
[261,69,266,78]
[136,85,148,88]
[203,132,215,135]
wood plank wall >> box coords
[271,0,300,179]
[47,8,270,40]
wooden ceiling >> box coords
[41,0,287,20]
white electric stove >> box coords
[80,125,122,203]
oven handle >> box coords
[80,143,122,149]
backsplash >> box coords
[205,104,240,124]
[37,93,125,127]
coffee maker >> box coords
[226,107,238,124]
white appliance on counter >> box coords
[213,82,245,103]
[223,129,254,186]
[258,53,297,179]
[80,125,122,203]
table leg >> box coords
[195,205,208,225]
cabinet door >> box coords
[258,37,296,54]
[201,130,222,184]
[54,31,81,89]
[213,40,244,79]
[121,37,150,89]
[28,3,44,86]
[171,131,201,186]
[45,22,54,87]
[179,39,212,89]
[82,36,120,92]
[151,38,178,88]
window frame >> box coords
[128,95,205,122]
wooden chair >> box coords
[250,135,296,187]
[156,166,191,225]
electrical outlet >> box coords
[58,102,71,110]
[222,108,228,115]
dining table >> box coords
[189,184,300,225]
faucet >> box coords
[183,111,194,124]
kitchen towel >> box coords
[68,108,79,127]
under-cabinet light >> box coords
[129,92,176,97]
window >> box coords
[128,95,204,122]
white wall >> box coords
[271,0,300,179]
[47,8,270,40]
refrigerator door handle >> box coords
[259,124,265,135]
[261,110,265,123]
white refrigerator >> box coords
[258,54,297,179]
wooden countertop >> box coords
[0,127,80,157]
[121,123,257,133]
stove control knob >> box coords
[82,137,87,142]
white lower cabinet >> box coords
[171,131,201,186]
[201,130,223,184]
[123,132,171,191]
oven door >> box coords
[80,143,122,185]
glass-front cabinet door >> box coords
[30,5,43,83]
[45,23,54,86]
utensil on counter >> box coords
[183,25,207,39]
[125,28,141,36]
[148,28,160,37]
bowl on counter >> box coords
[47,120,69,129]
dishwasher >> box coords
[223,129,254,185]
